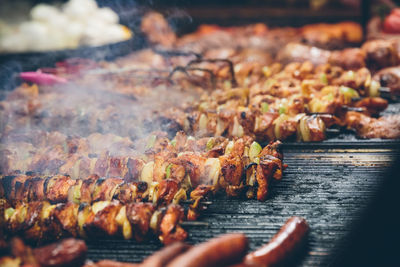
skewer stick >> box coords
[186,58,238,87]
[378,87,391,94]
[325,128,341,134]
[152,49,202,60]
[181,200,213,205]
[351,97,362,102]
[341,106,365,112]
[379,87,399,101]
[168,66,217,90]
[181,221,209,227]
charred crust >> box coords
[2,175,16,199]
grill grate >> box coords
[86,141,399,266]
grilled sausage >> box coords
[243,217,309,267]
[141,242,191,267]
[85,260,140,267]
[33,238,87,267]
[166,233,248,267]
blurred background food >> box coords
[0,0,132,53]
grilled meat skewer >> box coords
[1,199,187,245]
[1,135,284,204]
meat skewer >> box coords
[277,39,399,73]
[1,199,187,245]
[1,136,284,204]
[345,111,400,139]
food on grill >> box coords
[277,39,400,73]
[1,199,187,245]
[174,20,362,54]
[160,61,394,141]
[1,10,400,262]
[85,260,139,267]
[0,217,308,267]
[299,22,363,49]
[141,242,191,267]
[141,12,177,48]
[32,238,87,267]
[242,216,309,267]
[373,66,400,96]
[165,233,248,267]
[0,0,132,53]
[345,112,400,139]
[0,133,283,207]
[0,237,87,267]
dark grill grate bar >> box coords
[86,142,399,266]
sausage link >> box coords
[84,260,140,267]
[244,216,309,267]
[141,242,191,267]
[166,233,248,267]
[33,238,87,267]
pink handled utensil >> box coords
[20,71,68,85]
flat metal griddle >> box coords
[85,138,400,266]
[1,52,399,265]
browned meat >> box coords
[171,153,207,187]
[373,66,400,95]
[156,179,180,205]
[141,12,177,47]
[45,175,76,203]
[354,97,388,116]
[277,43,331,66]
[1,237,87,267]
[166,233,248,267]
[89,202,122,236]
[33,238,87,267]
[328,48,366,70]
[3,199,187,245]
[8,237,39,266]
[141,242,191,267]
[243,217,309,267]
[51,202,79,238]
[126,202,155,242]
[91,178,123,202]
[159,204,187,245]
[345,111,400,139]
[187,185,214,221]
[256,141,284,201]
[300,22,363,49]
[362,39,399,70]
[84,260,140,267]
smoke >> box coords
[0,1,202,178]
[0,0,31,24]
[0,48,206,176]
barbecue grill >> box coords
[1,1,400,266]
[83,139,400,266]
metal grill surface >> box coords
[86,140,399,266]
